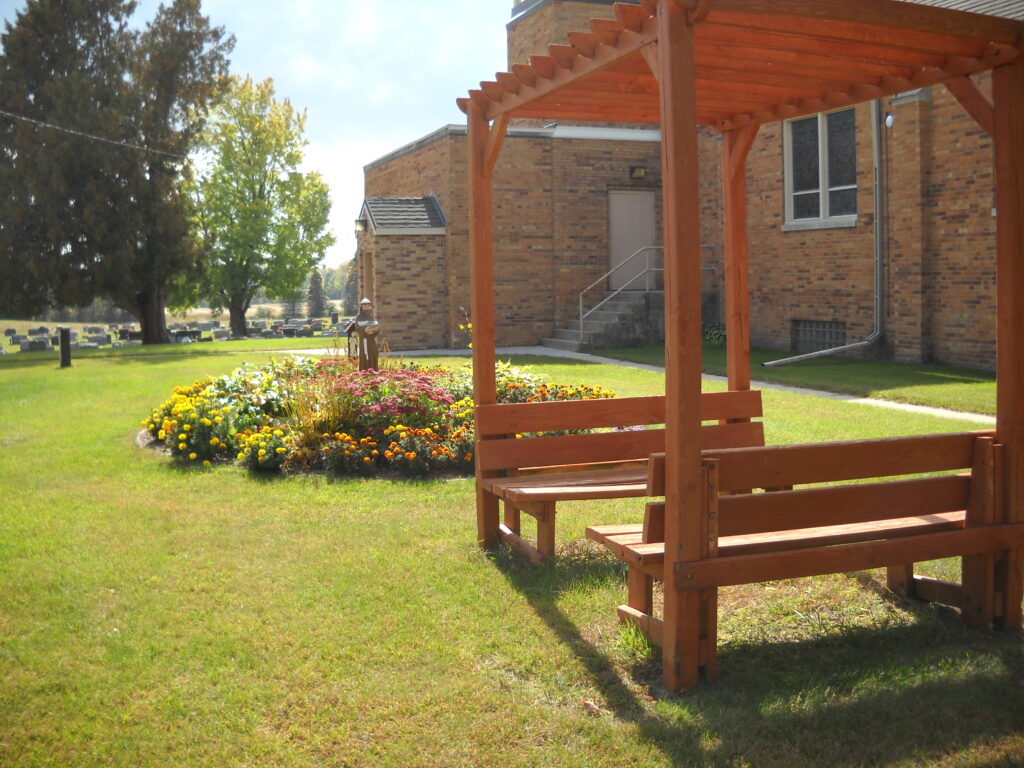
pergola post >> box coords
[993,56,1024,630]
[722,126,759,392]
[657,0,710,691]
[469,101,502,548]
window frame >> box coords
[782,108,859,232]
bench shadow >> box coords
[491,546,1024,766]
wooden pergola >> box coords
[459,0,1024,691]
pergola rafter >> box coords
[461,0,1024,692]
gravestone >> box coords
[84,325,103,335]
[3,328,15,337]
[212,329,230,340]
[10,334,26,345]
[87,333,112,345]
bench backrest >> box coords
[650,431,997,537]
[475,390,764,473]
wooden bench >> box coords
[588,431,1024,679]
[475,389,765,561]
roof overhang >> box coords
[458,0,1024,131]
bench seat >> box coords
[588,510,968,578]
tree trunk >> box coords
[229,302,248,337]
[132,286,170,344]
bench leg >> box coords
[503,501,521,535]
[961,553,995,629]
[534,501,556,559]
[476,485,500,548]
[994,548,1023,630]
[627,566,653,615]
[886,564,916,599]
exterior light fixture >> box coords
[354,218,367,233]
[884,112,895,128]
[629,166,647,180]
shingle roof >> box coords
[362,196,447,234]
[905,0,1024,21]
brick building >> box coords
[357,0,1018,369]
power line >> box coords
[0,106,188,160]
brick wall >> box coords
[920,78,996,369]
[364,127,669,348]
[744,103,878,355]
[362,232,447,351]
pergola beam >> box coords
[994,56,1024,630]
[657,0,708,692]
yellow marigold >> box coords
[400,432,407,440]
[203,460,211,467]
[183,424,191,432]
[158,430,166,440]
[201,418,212,427]
[178,433,186,441]
[258,449,267,458]
[178,443,187,451]
[188,453,197,460]
[214,416,223,424]
[362,456,371,463]
[210,437,220,446]
[276,447,286,454]
[273,429,284,437]
[237,452,245,460]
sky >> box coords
[0,0,512,268]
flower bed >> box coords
[141,357,615,478]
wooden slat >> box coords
[718,511,967,556]
[586,525,645,559]
[716,475,971,536]
[913,575,962,608]
[477,428,663,472]
[647,421,765,495]
[617,605,664,645]
[497,524,545,563]
[673,525,1024,591]
[476,389,762,437]
[708,432,992,491]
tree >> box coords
[0,0,233,343]
[306,268,329,318]
[190,76,335,337]
[341,258,359,315]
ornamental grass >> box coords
[142,356,614,477]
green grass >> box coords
[595,343,997,416]
[1,349,1021,767]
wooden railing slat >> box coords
[717,474,971,536]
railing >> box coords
[578,246,664,341]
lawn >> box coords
[1,347,1021,767]
[595,343,997,416]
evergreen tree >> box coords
[0,0,232,343]
[341,259,359,315]
[306,268,329,318]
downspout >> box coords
[763,99,885,367]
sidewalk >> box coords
[293,344,997,426]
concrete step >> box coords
[539,337,590,353]
[550,327,592,342]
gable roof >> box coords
[361,196,447,235]
[458,0,1023,131]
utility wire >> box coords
[0,106,188,160]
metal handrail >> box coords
[579,246,663,340]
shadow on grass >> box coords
[492,545,1024,766]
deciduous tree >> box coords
[190,76,334,337]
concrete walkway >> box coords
[293,344,996,426]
